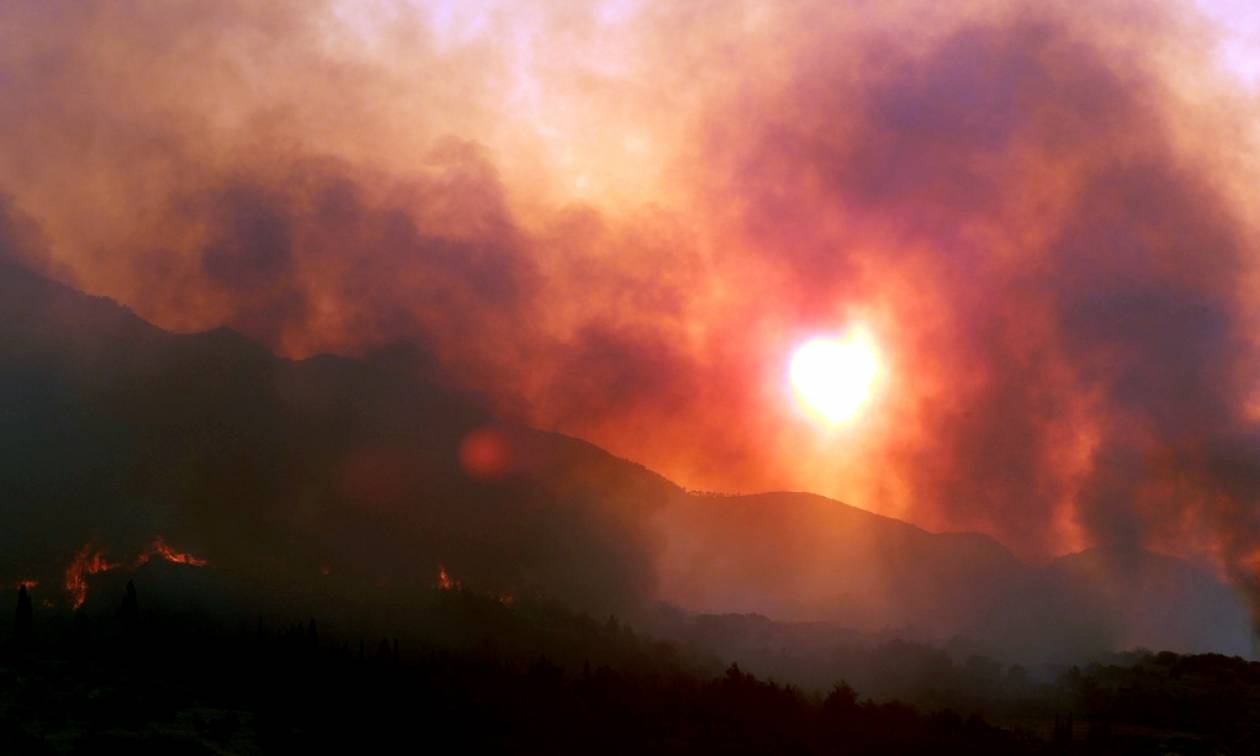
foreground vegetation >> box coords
[3,584,1258,754]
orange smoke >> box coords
[4,0,1260,615]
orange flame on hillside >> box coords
[149,536,208,566]
[64,537,208,609]
[65,544,117,609]
[437,565,460,591]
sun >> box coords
[789,330,882,425]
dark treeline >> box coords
[3,583,1259,754]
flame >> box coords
[435,565,511,602]
[63,536,208,609]
[65,544,118,609]
[149,536,208,566]
[437,564,460,591]
[19,579,38,590]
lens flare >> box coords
[789,330,882,425]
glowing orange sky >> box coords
[4,0,1260,573]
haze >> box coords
[4,0,1260,650]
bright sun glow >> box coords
[789,330,882,424]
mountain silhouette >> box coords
[657,491,1252,659]
[0,261,677,617]
[1,261,1251,660]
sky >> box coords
[1196,0,1260,87]
[3,0,1260,591]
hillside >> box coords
[1,262,1251,662]
[659,492,1252,660]
[0,261,680,617]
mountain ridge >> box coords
[1,261,1251,661]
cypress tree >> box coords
[15,585,33,646]
[120,580,139,624]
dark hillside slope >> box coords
[659,491,1252,659]
[0,262,680,615]
[1,262,1250,660]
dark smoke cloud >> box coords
[164,152,537,364]
[4,0,1260,626]
[698,5,1260,568]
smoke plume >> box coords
[4,1,1260,619]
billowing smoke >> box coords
[4,1,1260,625]
[691,2,1260,591]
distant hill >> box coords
[0,261,680,617]
[1,261,1251,661]
[656,492,1253,660]
[656,491,1021,632]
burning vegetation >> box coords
[64,545,117,610]
[437,565,460,592]
[63,537,207,609]
[135,536,209,568]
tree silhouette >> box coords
[14,585,33,647]
[119,580,139,626]
[823,681,859,717]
